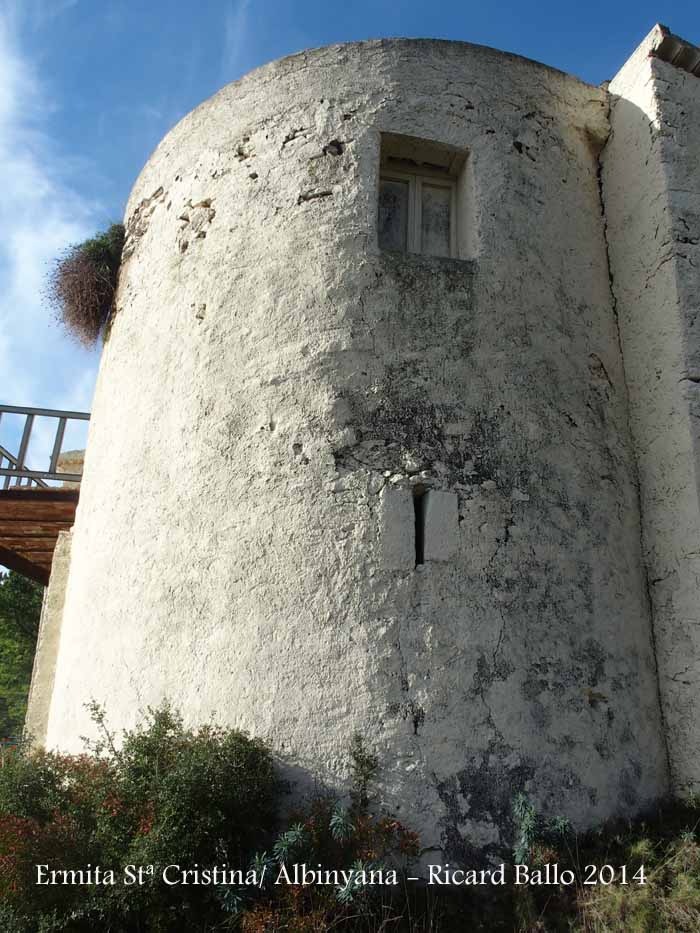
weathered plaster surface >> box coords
[45,39,669,854]
[602,26,700,793]
[25,530,72,747]
[603,27,700,790]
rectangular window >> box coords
[378,134,468,260]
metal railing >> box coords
[0,404,90,488]
[0,443,48,488]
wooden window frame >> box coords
[379,169,458,259]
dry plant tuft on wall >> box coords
[48,224,125,346]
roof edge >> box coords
[651,24,700,78]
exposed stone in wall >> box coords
[602,25,700,794]
[122,185,167,262]
[44,38,669,855]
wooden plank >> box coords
[0,501,78,521]
[0,488,78,584]
[16,551,53,568]
[0,488,79,500]
[0,521,73,536]
[0,490,78,502]
[15,552,53,564]
[0,545,49,585]
[3,538,57,551]
[6,500,75,510]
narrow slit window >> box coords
[413,487,426,567]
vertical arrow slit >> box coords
[413,487,426,567]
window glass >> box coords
[421,184,451,257]
[378,179,409,251]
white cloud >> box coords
[221,0,252,82]
[0,4,100,469]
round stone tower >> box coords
[45,39,669,857]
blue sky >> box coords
[0,0,698,461]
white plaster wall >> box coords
[602,26,700,793]
[46,39,668,855]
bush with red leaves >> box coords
[0,703,279,932]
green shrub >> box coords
[6,707,698,932]
[507,792,700,932]
[578,826,700,932]
[233,802,422,932]
[0,713,426,932]
[48,223,125,346]
[228,736,421,932]
[0,703,280,931]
